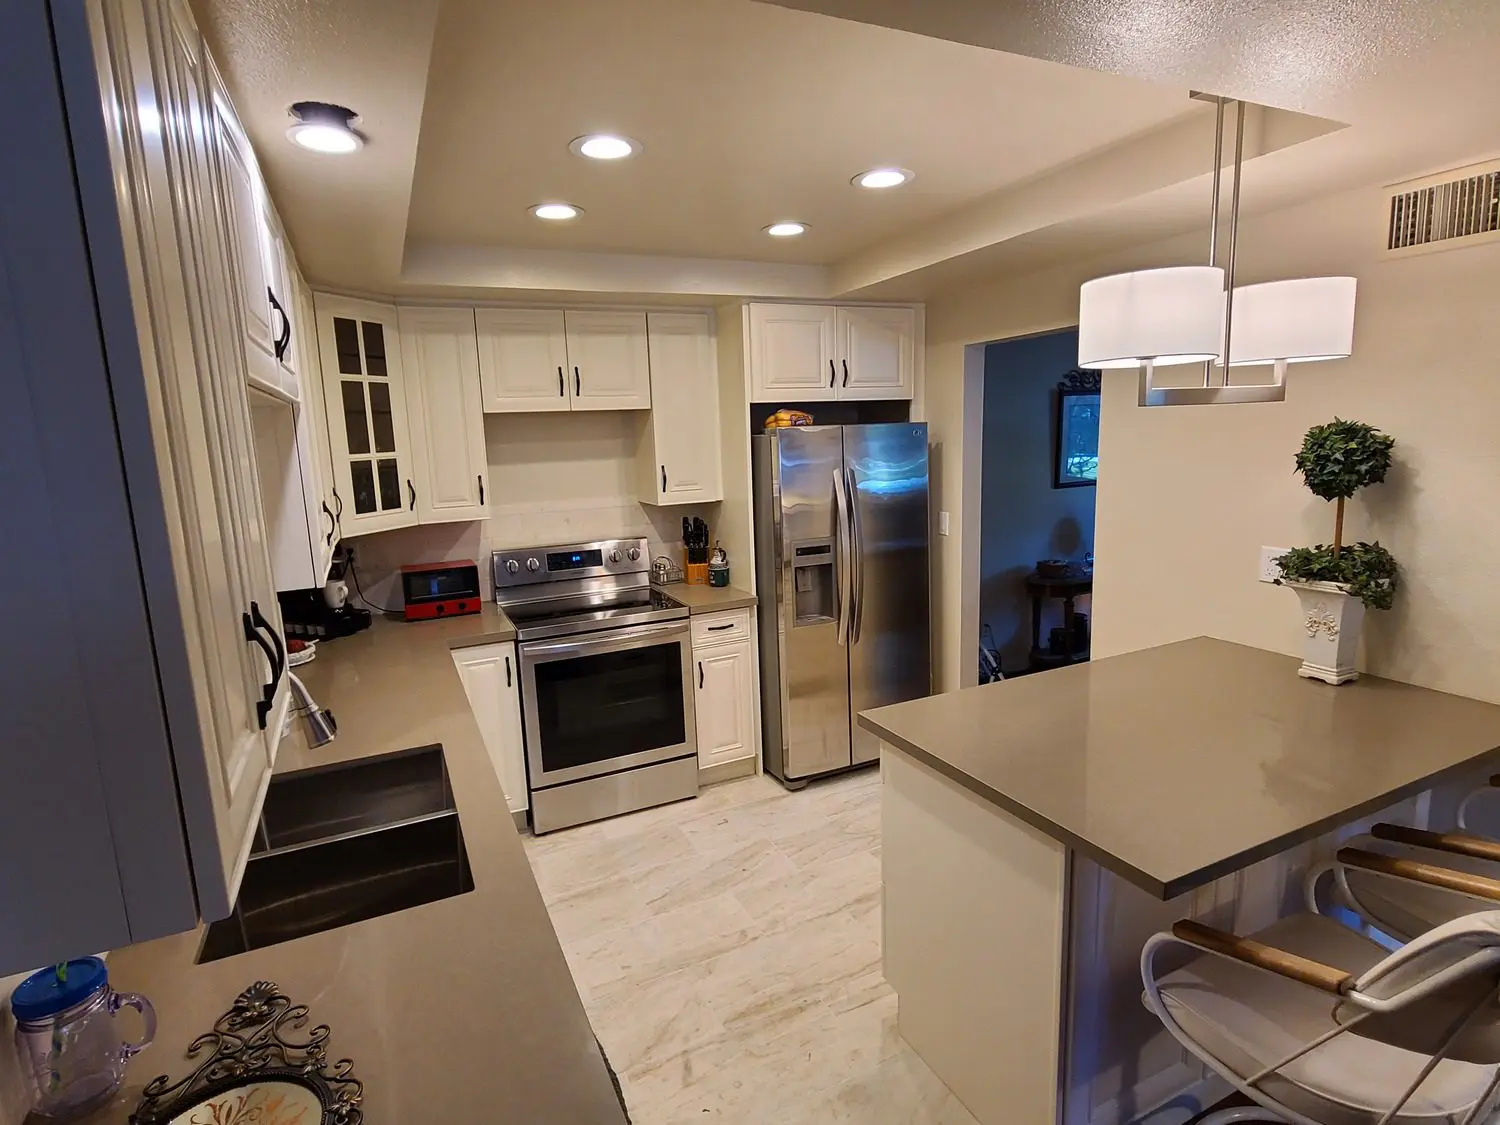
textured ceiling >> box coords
[192,0,1500,299]
[406,0,1191,265]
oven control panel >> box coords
[492,537,648,592]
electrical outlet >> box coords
[1259,545,1288,583]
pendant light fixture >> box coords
[1078,97,1357,406]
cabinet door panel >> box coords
[400,306,489,523]
[645,311,722,504]
[748,304,836,401]
[565,310,651,410]
[837,306,915,400]
[316,294,417,534]
[211,90,279,396]
[476,308,570,412]
[452,644,528,814]
[694,640,755,768]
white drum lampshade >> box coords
[1228,276,1357,365]
[1078,266,1225,369]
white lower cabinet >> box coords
[451,642,528,815]
[692,611,757,770]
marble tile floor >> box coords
[522,768,980,1125]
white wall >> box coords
[347,411,719,604]
[925,182,1500,704]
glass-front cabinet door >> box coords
[314,294,417,535]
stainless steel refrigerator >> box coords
[752,423,932,786]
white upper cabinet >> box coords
[837,306,916,400]
[476,308,571,412]
[565,310,651,410]
[261,214,298,401]
[399,306,490,524]
[316,294,419,535]
[210,85,280,398]
[639,311,722,505]
[748,304,838,400]
[747,303,919,402]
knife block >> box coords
[684,561,709,586]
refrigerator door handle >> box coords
[833,468,852,646]
[845,467,866,644]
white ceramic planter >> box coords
[1284,580,1365,685]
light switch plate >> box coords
[938,511,951,536]
[1259,545,1289,583]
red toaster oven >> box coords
[400,560,482,621]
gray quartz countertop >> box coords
[859,637,1500,899]
[75,613,626,1124]
[657,583,757,613]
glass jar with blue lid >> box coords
[9,957,155,1120]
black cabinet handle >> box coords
[268,289,291,362]
[243,601,284,731]
[321,501,335,546]
[478,476,486,505]
[698,660,704,690]
[842,359,849,387]
[574,366,581,396]
[829,359,836,388]
[505,655,512,688]
[707,622,735,631]
[558,366,564,397]
[333,489,343,522]
[407,480,416,510]
[661,465,667,493]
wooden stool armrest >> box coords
[1170,919,1353,994]
[1337,846,1500,902]
[1372,822,1500,864]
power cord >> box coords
[345,551,402,616]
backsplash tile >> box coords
[343,412,721,606]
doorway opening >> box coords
[977,328,1098,681]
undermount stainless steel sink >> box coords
[198,745,473,963]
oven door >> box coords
[520,619,696,790]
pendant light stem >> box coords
[1203,97,1226,388]
[1220,99,1246,387]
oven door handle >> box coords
[520,619,689,659]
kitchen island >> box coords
[859,637,1500,1125]
[71,608,629,1125]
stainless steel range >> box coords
[492,537,697,833]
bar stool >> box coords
[1309,824,1500,942]
[1141,909,1500,1125]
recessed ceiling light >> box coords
[569,134,640,160]
[854,167,913,189]
[764,222,807,238]
[531,202,583,221]
[286,101,363,154]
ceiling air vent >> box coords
[1384,160,1500,256]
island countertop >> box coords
[859,637,1500,898]
[70,611,627,1124]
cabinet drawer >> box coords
[691,609,751,648]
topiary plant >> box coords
[1274,418,1399,610]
